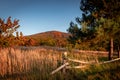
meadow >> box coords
[0,47,120,80]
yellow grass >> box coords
[0,47,108,79]
[0,47,63,77]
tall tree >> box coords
[68,0,120,59]
[79,0,120,60]
[95,17,120,59]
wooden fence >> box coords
[51,52,120,75]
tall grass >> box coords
[0,47,119,80]
[0,47,64,80]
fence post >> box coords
[62,52,68,73]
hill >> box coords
[28,30,70,39]
[26,31,70,47]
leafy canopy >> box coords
[67,0,120,50]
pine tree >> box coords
[67,0,120,59]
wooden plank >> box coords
[51,57,120,75]
[68,58,95,64]
[67,58,120,69]
[99,58,120,65]
[66,65,86,69]
[51,62,69,75]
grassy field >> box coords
[0,47,120,80]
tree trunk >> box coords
[109,38,113,60]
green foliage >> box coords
[67,22,96,49]
[79,0,120,51]
[39,37,56,46]
[67,0,120,52]
[96,17,120,39]
[38,37,67,47]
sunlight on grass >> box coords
[0,47,120,80]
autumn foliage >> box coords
[0,17,36,47]
[27,31,69,47]
[0,17,19,47]
[0,17,68,47]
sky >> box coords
[0,0,82,35]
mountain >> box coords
[26,30,70,47]
[27,30,70,39]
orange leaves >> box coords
[0,17,20,47]
[0,17,20,37]
[6,16,12,28]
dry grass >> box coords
[0,47,63,79]
[1,47,118,80]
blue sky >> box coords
[0,0,81,35]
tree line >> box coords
[67,0,120,60]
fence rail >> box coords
[51,52,120,75]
